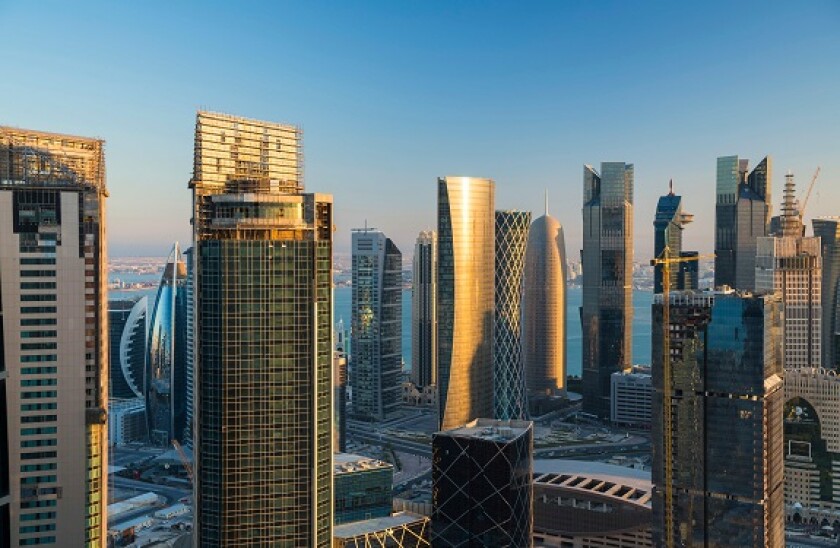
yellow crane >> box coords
[798,166,821,221]
[650,247,714,547]
[172,439,193,486]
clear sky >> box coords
[1,1,838,259]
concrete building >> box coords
[532,459,652,548]
[437,177,495,430]
[581,162,634,418]
[191,111,333,546]
[756,172,822,369]
[653,181,697,293]
[610,365,652,428]
[714,155,772,291]
[522,211,567,415]
[813,217,840,370]
[351,228,402,422]
[494,210,531,420]
[0,126,109,546]
[333,453,394,525]
[432,419,533,546]
[411,230,436,389]
[652,290,784,547]
[108,398,147,446]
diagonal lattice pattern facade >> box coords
[432,419,533,547]
[494,211,531,420]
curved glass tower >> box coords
[437,176,495,430]
[110,296,148,399]
[522,213,567,412]
[494,210,531,420]
[146,243,188,445]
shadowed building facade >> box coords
[191,112,333,546]
[494,210,530,421]
[581,163,634,419]
[411,231,437,389]
[522,212,567,415]
[714,155,772,291]
[813,217,840,370]
[653,182,697,294]
[0,126,109,547]
[432,419,533,547]
[437,177,495,430]
[108,297,147,400]
[351,228,402,422]
[652,291,784,547]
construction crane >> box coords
[799,166,821,221]
[172,439,193,486]
[650,248,714,547]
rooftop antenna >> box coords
[668,179,674,196]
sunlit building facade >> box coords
[494,210,530,421]
[437,176,495,430]
[0,126,109,547]
[581,162,634,418]
[522,212,567,414]
[191,111,333,546]
[714,155,772,291]
[351,228,402,422]
[146,243,188,445]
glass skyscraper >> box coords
[581,162,634,419]
[411,230,437,389]
[108,297,147,400]
[437,176,495,430]
[146,242,188,445]
[350,228,402,422]
[0,126,109,547]
[494,210,530,421]
[813,217,840,370]
[714,155,772,291]
[191,111,333,546]
[653,181,697,293]
[652,290,784,547]
[522,212,568,414]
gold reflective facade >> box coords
[436,177,494,430]
[0,126,109,547]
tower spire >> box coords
[668,179,674,196]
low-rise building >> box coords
[109,398,148,445]
[334,453,394,525]
[610,365,652,428]
[333,512,430,548]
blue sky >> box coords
[1,1,838,258]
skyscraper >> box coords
[437,176,495,430]
[146,243,188,445]
[494,210,530,421]
[714,155,772,291]
[108,297,148,400]
[813,217,840,370]
[652,290,784,547]
[350,228,402,422]
[0,126,109,546]
[432,419,533,546]
[653,181,697,293]
[183,246,194,449]
[522,211,567,414]
[581,162,634,419]
[191,111,333,546]
[756,173,822,369]
[411,230,437,389]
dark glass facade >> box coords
[653,187,697,293]
[192,112,333,547]
[411,231,437,389]
[146,244,188,445]
[494,210,530,421]
[350,229,402,422]
[333,454,393,525]
[581,163,634,418]
[652,291,784,547]
[813,218,840,370]
[108,298,147,399]
[432,419,532,547]
[714,155,772,291]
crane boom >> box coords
[172,439,193,485]
[799,166,821,220]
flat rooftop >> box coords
[333,512,428,539]
[533,459,652,508]
[439,418,532,442]
[334,453,393,475]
